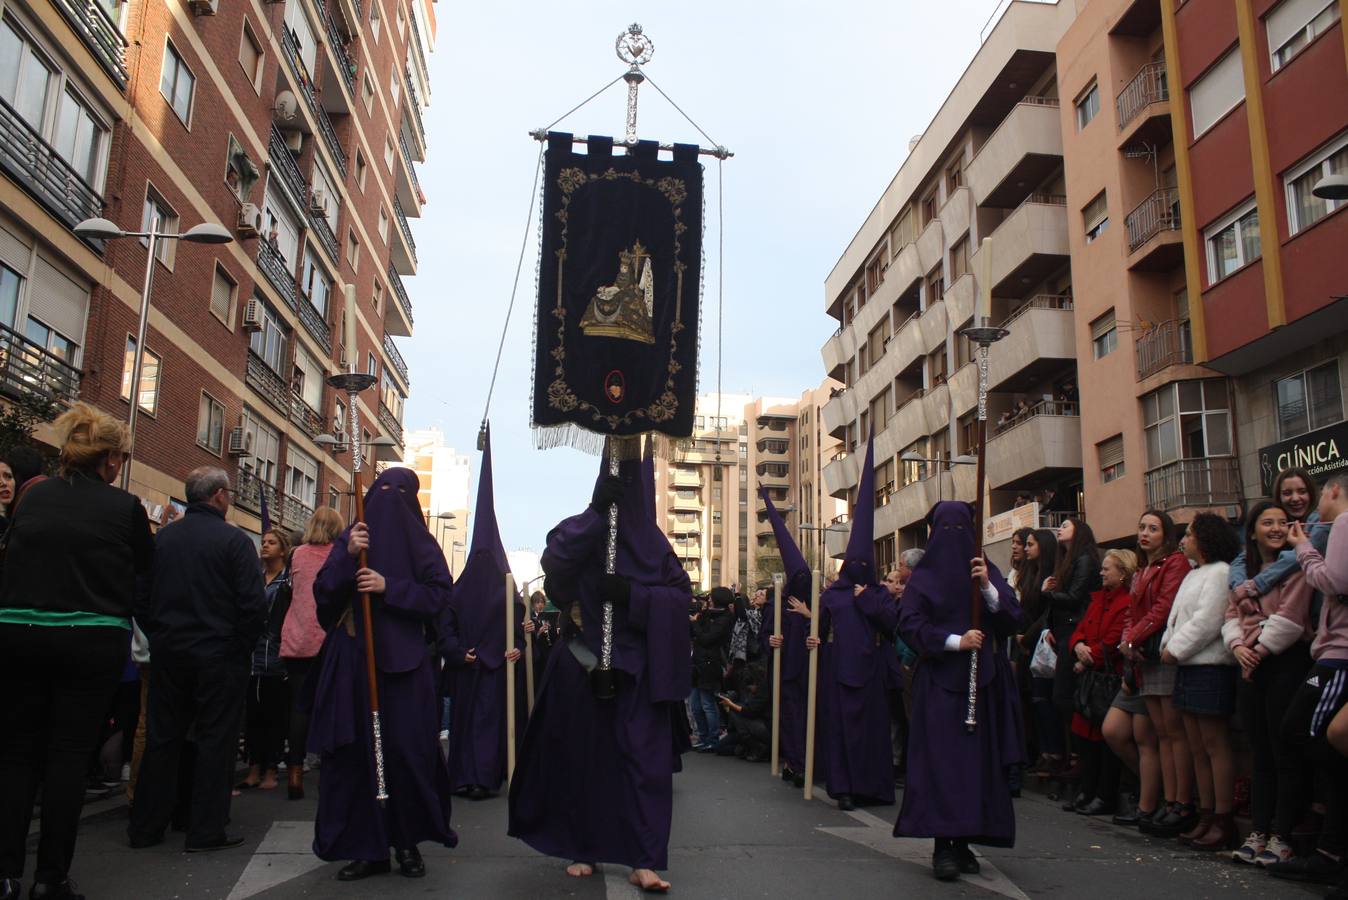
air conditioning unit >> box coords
[227,427,252,457]
[282,129,303,153]
[237,202,262,237]
[241,298,263,332]
[188,0,218,14]
[310,189,329,216]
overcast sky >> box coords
[403,0,1010,554]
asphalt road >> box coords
[32,755,1322,899]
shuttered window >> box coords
[28,255,88,359]
[211,265,235,323]
[1190,49,1244,137]
[1091,309,1117,359]
[1098,435,1125,483]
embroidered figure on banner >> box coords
[581,241,656,344]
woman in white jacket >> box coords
[1159,512,1242,852]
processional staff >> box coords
[506,572,518,786]
[802,570,822,800]
[769,573,783,778]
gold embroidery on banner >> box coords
[579,241,656,344]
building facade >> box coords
[403,427,469,574]
[0,0,432,532]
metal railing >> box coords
[999,293,1074,329]
[315,0,356,96]
[378,401,404,446]
[297,296,332,353]
[1022,192,1067,207]
[315,106,347,174]
[309,212,339,263]
[1145,457,1242,511]
[387,264,414,325]
[52,0,128,88]
[393,198,417,263]
[993,398,1080,436]
[281,493,315,530]
[408,10,430,82]
[268,126,307,204]
[246,351,291,414]
[0,95,104,232]
[403,69,426,144]
[1126,187,1181,253]
[234,466,278,518]
[290,390,325,439]
[1135,318,1193,380]
[382,332,409,385]
[257,241,298,310]
[0,323,81,406]
[1018,95,1060,108]
[279,29,346,173]
[1117,61,1169,130]
[399,132,423,201]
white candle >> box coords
[344,283,358,371]
[978,236,992,323]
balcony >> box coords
[279,29,346,174]
[385,263,413,335]
[980,194,1070,296]
[234,467,278,520]
[268,126,308,207]
[1145,458,1242,512]
[987,294,1076,391]
[1135,319,1193,381]
[1125,187,1183,271]
[383,332,409,387]
[671,468,701,488]
[398,131,424,211]
[403,69,427,151]
[281,493,316,531]
[407,11,430,90]
[52,0,128,89]
[246,351,291,415]
[756,465,790,488]
[257,241,299,310]
[290,390,325,439]
[0,96,104,234]
[315,0,356,98]
[0,323,81,406]
[966,99,1063,209]
[1116,61,1171,149]
[671,491,700,511]
[987,400,1082,490]
[378,401,404,446]
[392,197,417,272]
[756,438,789,456]
[309,212,339,263]
[297,296,332,354]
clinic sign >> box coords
[1258,420,1348,495]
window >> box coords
[0,262,20,329]
[140,187,180,268]
[950,235,969,281]
[197,392,225,454]
[361,427,372,466]
[301,247,332,316]
[925,266,944,304]
[921,191,938,227]
[0,19,55,129]
[1190,48,1244,137]
[241,407,281,485]
[334,396,346,436]
[120,337,160,414]
[286,447,320,508]
[1267,0,1340,70]
[224,135,258,203]
[1083,191,1109,243]
[1075,81,1100,130]
[396,4,406,37]
[248,300,288,373]
[24,317,76,362]
[1286,132,1348,234]
[378,205,390,242]
[381,370,404,419]
[311,161,340,234]
[355,150,368,190]
[367,352,378,376]
[239,20,263,90]
[1143,379,1231,468]
[369,2,382,41]
[361,73,375,112]
[52,87,105,185]
[946,158,963,194]
[1205,201,1260,282]
[372,281,382,312]
[928,347,947,385]
[159,40,194,125]
[263,185,301,264]
[389,70,400,109]
[1098,435,1125,483]
[1275,360,1343,439]
[1091,309,1118,359]
[346,230,360,271]
[211,264,236,324]
[384,137,395,170]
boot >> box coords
[1191,812,1239,852]
[1178,808,1213,846]
[288,765,304,801]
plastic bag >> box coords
[1030,630,1057,678]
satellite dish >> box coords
[273,91,300,123]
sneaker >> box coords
[1267,850,1345,884]
[1254,835,1293,867]
[1231,831,1267,864]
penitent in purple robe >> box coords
[759,488,813,774]
[894,501,1024,847]
[308,467,457,862]
[508,447,692,871]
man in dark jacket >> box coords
[689,588,735,751]
[128,467,267,852]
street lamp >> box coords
[798,521,850,568]
[74,216,233,490]
[1313,173,1348,201]
[899,452,976,502]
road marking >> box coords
[814,798,1029,900]
[224,821,328,900]
[602,864,642,899]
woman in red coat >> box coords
[1062,549,1137,816]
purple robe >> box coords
[508,452,692,870]
[309,467,457,861]
[894,501,1024,847]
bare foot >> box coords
[259,771,279,790]
[565,862,594,877]
[630,869,670,893]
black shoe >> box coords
[29,881,84,900]
[781,767,796,783]
[395,847,425,878]
[1063,792,1087,812]
[932,846,960,881]
[1267,851,1346,884]
[1112,807,1148,827]
[465,785,490,801]
[792,772,805,788]
[184,835,246,853]
[337,859,392,881]
[955,842,980,875]
[837,794,856,811]
[128,831,164,849]
[1140,803,1193,837]
[1077,798,1114,817]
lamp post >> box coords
[798,522,849,571]
[1313,173,1348,201]
[314,433,401,516]
[73,216,233,491]
[899,451,977,502]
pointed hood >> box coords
[588,438,668,582]
[760,484,810,602]
[451,425,514,667]
[840,430,876,586]
[467,426,507,566]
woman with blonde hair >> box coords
[280,506,345,799]
[0,403,154,900]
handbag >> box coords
[1074,649,1122,724]
[1029,631,1057,678]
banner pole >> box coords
[506,572,517,787]
[803,569,821,801]
[770,574,783,778]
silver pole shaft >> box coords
[965,338,992,732]
[601,441,619,671]
[122,219,159,491]
[624,68,641,145]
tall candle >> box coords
[344,283,358,371]
[978,236,992,323]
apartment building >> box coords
[403,427,469,574]
[820,0,1082,570]
[0,0,431,533]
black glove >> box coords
[598,573,631,609]
[590,475,626,512]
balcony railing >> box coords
[393,198,417,263]
[290,390,325,439]
[408,10,430,82]
[257,241,298,310]
[1022,192,1067,207]
[279,29,347,174]
[387,264,414,325]
[268,125,307,205]
[281,493,315,531]
[246,351,291,414]
[315,0,356,96]
[1145,457,1242,512]
[315,106,347,174]
[1135,318,1193,380]
[52,0,128,88]
[0,323,81,406]
[1117,61,1169,130]
[378,401,404,445]
[309,212,339,262]
[999,293,1074,329]
[382,332,409,385]
[399,132,423,202]
[404,69,426,143]
[0,96,104,233]
[1126,187,1181,253]
[994,398,1080,436]
[234,466,278,519]
[297,296,332,353]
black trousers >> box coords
[1241,643,1311,836]
[728,712,768,750]
[244,674,288,771]
[128,660,248,847]
[0,624,128,884]
[1281,662,1348,856]
[284,657,315,767]
[1073,734,1121,806]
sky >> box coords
[403,0,1011,554]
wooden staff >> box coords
[506,572,517,787]
[770,574,783,777]
[352,467,388,804]
[803,569,821,800]
[524,603,536,715]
